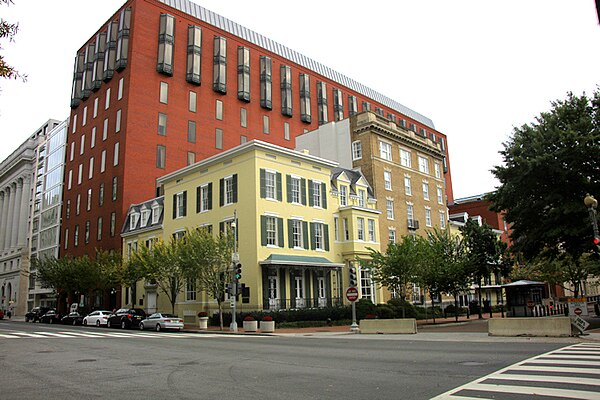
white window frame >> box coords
[314,222,324,250]
[265,170,276,200]
[312,181,322,208]
[175,192,185,218]
[88,157,94,179]
[425,207,432,227]
[439,210,446,229]
[437,187,444,204]
[113,142,119,166]
[379,141,392,161]
[434,162,442,179]
[357,217,365,241]
[200,184,210,212]
[292,219,303,248]
[400,148,411,167]
[224,176,234,205]
[291,177,301,204]
[404,176,412,195]
[418,155,429,174]
[388,229,396,244]
[384,170,392,190]
[340,185,347,207]
[105,87,111,110]
[422,181,430,201]
[357,189,366,207]
[266,216,278,246]
[351,140,362,160]
[386,199,394,220]
[368,219,376,242]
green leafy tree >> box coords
[490,90,600,294]
[0,0,26,82]
[179,229,234,330]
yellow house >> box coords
[122,140,382,318]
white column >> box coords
[10,180,23,249]
[3,186,14,250]
[0,191,5,252]
[16,178,30,247]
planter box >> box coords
[260,320,275,333]
[243,320,258,332]
[489,317,572,337]
[198,317,208,330]
[360,318,417,334]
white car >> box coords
[82,310,112,327]
[139,313,184,332]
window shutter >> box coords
[321,183,327,209]
[302,221,309,249]
[308,180,314,207]
[286,174,292,203]
[219,178,224,206]
[324,224,330,251]
[260,216,267,246]
[232,174,238,203]
[182,191,187,216]
[259,169,266,198]
[310,222,316,250]
[287,219,293,248]
[219,221,225,235]
[277,217,284,247]
[300,178,307,205]
[207,183,213,210]
[196,186,201,213]
[276,172,282,201]
[172,194,177,219]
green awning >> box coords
[260,254,344,268]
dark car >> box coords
[107,308,147,329]
[25,307,51,322]
[39,309,63,324]
[61,311,85,326]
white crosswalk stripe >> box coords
[432,343,600,399]
[0,329,263,339]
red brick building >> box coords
[62,0,453,260]
[448,194,511,245]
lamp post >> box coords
[584,194,599,251]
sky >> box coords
[0,0,598,200]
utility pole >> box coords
[230,210,239,333]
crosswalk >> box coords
[432,343,600,399]
[0,329,261,339]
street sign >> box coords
[346,287,359,302]
[568,298,589,316]
[574,307,583,316]
[571,316,590,333]
[526,300,535,309]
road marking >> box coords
[0,329,266,339]
[431,343,600,399]
[33,331,74,338]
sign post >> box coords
[346,287,359,333]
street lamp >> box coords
[584,194,600,249]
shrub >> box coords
[376,305,395,319]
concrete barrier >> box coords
[360,318,417,334]
[488,317,572,337]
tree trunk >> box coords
[454,295,459,322]
[478,277,483,320]
[430,293,436,324]
[217,300,223,330]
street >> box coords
[0,321,589,399]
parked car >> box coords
[25,306,51,323]
[39,309,63,324]
[139,313,184,332]
[61,311,86,326]
[107,308,147,329]
[82,310,112,327]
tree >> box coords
[179,229,234,330]
[365,235,426,318]
[0,0,26,82]
[490,90,600,279]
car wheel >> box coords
[73,320,77,326]
[49,319,53,324]
[121,321,127,329]
[155,324,161,332]
[83,319,88,326]
[139,323,144,331]
[107,320,111,328]
[25,317,29,322]
[96,320,100,327]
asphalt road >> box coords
[0,321,573,399]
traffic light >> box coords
[234,263,242,281]
[349,266,357,287]
[594,236,600,246]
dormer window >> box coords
[152,204,161,224]
[357,189,366,207]
[339,185,348,207]
[130,212,140,230]
[141,209,151,227]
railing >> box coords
[265,297,343,310]
[408,219,419,230]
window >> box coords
[240,135,247,144]
[155,79,169,104]
[158,113,167,136]
[103,118,108,140]
[261,215,282,247]
[299,73,311,123]
[197,183,212,213]
[113,142,119,166]
[284,122,290,141]
[388,229,396,244]
[404,176,412,195]
[357,217,365,241]
[400,149,411,167]
[425,208,432,227]
[188,121,196,143]
[98,183,104,206]
[263,115,270,134]
[280,65,292,116]
[115,109,121,132]
[311,222,328,250]
[368,219,376,242]
[263,170,278,200]
[152,205,161,224]
[80,135,85,155]
[343,218,349,240]
[348,95,358,116]
[407,203,415,225]
[88,157,94,179]
[352,140,362,160]
[379,141,392,161]
[439,210,446,229]
[291,177,301,204]
[186,278,197,301]
[418,155,429,174]
[213,36,227,93]
[362,101,371,112]
[74,225,79,247]
[186,25,202,84]
[66,200,71,219]
[358,189,366,207]
[311,180,323,208]
[105,87,111,109]
[97,217,103,240]
[93,98,98,118]
[67,170,73,189]
[101,150,106,172]
[237,46,250,101]
[259,56,272,109]
[215,128,223,149]
[360,268,374,302]
[215,99,223,120]
[115,8,131,70]
[173,191,187,218]
[189,91,197,112]
[422,182,429,200]
[220,174,237,206]
[240,108,247,128]
[317,81,328,125]
[386,199,394,220]
[333,88,343,121]
[384,170,392,190]
[70,142,74,161]
[78,164,83,185]
[437,187,444,204]
[334,217,339,241]
[91,127,96,148]
[157,145,166,168]
[434,162,442,178]
[118,77,124,100]
[187,152,196,165]
[82,106,87,126]
[110,212,116,237]
[76,194,81,215]
[340,185,347,206]
[291,219,304,248]
[112,176,118,201]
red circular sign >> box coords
[574,308,583,315]
[346,287,359,302]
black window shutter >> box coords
[277,217,284,247]
[286,174,292,203]
[232,174,238,203]
[300,178,307,205]
[302,221,309,249]
[260,216,267,246]
[321,183,327,209]
[172,194,177,219]
[287,219,293,248]
[310,222,316,250]
[219,178,224,207]
[196,186,201,213]
[259,169,266,198]
[276,172,282,201]
[308,180,314,207]
[324,224,330,251]
[207,183,213,210]
[182,191,187,216]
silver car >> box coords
[82,310,112,327]
[139,313,184,332]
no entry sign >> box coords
[346,287,359,302]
